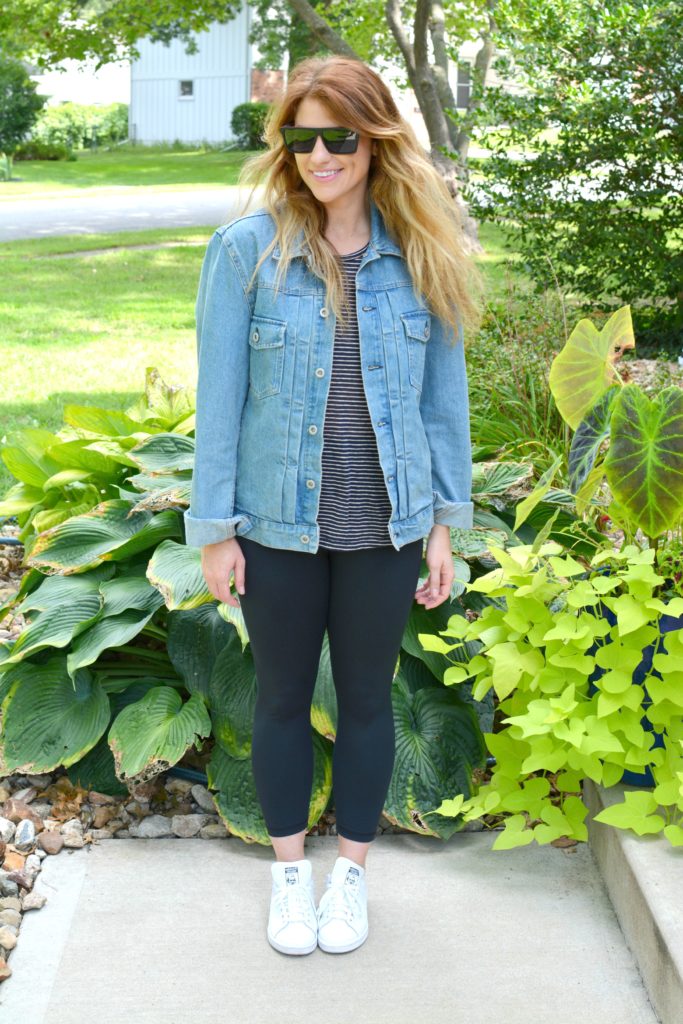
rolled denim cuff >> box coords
[432,490,474,529]
[183,508,249,548]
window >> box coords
[179,80,194,98]
[456,63,471,108]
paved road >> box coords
[0,186,264,242]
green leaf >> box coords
[491,813,535,850]
[0,655,110,773]
[568,385,620,493]
[63,404,147,436]
[548,306,635,430]
[127,432,195,475]
[592,790,666,835]
[27,499,180,571]
[1,428,63,487]
[147,538,215,610]
[108,687,211,783]
[605,384,683,539]
[386,683,486,839]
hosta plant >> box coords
[0,366,196,553]
[0,370,494,844]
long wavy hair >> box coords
[234,55,485,345]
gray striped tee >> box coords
[317,242,394,550]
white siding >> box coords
[129,7,252,144]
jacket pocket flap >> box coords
[249,317,286,349]
[400,311,430,341]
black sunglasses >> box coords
[280,125,360,154]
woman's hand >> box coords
[200,537,245,607]
[414,524,453,610]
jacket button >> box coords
[252,330,259,341]
[315,367,325,377]
[320,307,328,317]
[300,534,310,544]
[424,325,429,337]
[306,479,315,489]
[308,424,318,434]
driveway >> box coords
[0,186,265,242]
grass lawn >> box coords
[0,219,531,501]
[0,145,262,196]
[0,138,504,197]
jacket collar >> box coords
[272,196,403,260]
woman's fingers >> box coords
[200,539,246,607]
[208,571,238,606]
[414,560,453,607]
[233,554,246,596]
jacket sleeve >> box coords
[418,314,474,529]
[183,229,253,548]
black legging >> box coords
[234,534,424,843]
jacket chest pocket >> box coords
[248,316,286,399]
[400,311,431,392]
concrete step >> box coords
[585,778,682,1024]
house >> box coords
[127,11,505,147]
[129,5,258,145]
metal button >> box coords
[362,305,374,312]
[424,325,429,337]
[300,534,310,544]
[308,424,318,434]
[252,330,259,341]
[320,307,328,317]
[306,479,315,489]
[388,475,394,481]
[315,367,325,377]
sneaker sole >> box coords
[267,930,318,955]
[317,925,369,954]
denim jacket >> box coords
[184,196,474,553]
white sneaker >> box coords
[316,855,369,953]
[267,858,318,955]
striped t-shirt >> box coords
[317,242,394,550]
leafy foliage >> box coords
[464,0,683,353]
[0,52,48,179]
[434,541,683,849]
[0,368,496,844]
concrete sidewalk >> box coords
[0,830,659,1024]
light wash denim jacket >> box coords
[184,197,474,553]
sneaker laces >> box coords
[273,883,315,924]
[320,877,363,925]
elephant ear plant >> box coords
[423,305,683,850]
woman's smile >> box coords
[311,169,342,180]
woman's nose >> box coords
[311,135,329,159]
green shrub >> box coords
[230,101,269,150]
[14,139,72,161]
[30,101,129,151]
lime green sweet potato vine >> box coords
[423,541,683,850]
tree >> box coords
[462,0,683,351]
[0,54,48,180]
[0,0,503,247]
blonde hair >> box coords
[234,55,485,344]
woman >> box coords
[184,55,484,957]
